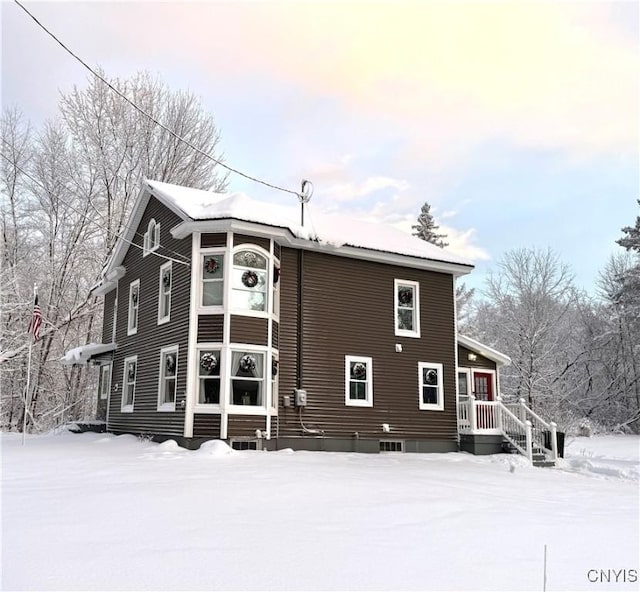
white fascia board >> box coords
[458,334,512,367]
[172,219,474,277]
[91,266,126,296]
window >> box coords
[231,440,259,451]
[394,279,420,338]
[230,351,264,406]
[122,357,137,412]
[198,349,221,404]
[127,280,140,335]
[201,253,224,306]
[418,362,444,411]
[380,441,404,452]
[99,364,111,400]
[158,262,172,323]
[345,355,373,407]
[232,249,267,312]
[271,354,279,410]
[143,219,160,255]
[158,346,178,410]
[458,370,470,398]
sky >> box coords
[1,0,638,295]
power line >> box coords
[13,0,303,199]
[0,150,190,267]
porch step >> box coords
[502,438,555,467]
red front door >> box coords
[474,372,494,401]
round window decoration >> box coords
[240,354,256,372]
[273,266,280,285]
[352,362,367,380]
[398,288,413,306]
[272,359,279,378]
[200,352,218,372]
[166,354,176,374]
[127,364,136,382]
[131,290,138,305]
[162,270,171,289]
[205,257,219,274]
[241,270,259,288]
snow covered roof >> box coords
[458,335,511,367]
[61,343,117,366]
[145,179,474,268]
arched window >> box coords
[144,219,160,255]
[232,249,268,311]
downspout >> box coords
[296,249,304,390]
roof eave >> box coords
[458,334,512,367]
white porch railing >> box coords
[458,394,558,465]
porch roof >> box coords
[60,343,117,366]
[458,335,511,367]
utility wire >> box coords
[0,136,190,265]
[0,151,190,267]
[13,0,302,199]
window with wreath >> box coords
[158,262,172,323]
[99,364,111,400]
[271,354,279,410]
[201,254,224,306]
[158,346,178,410]
[198,349,221,404]
[418,362,444,410]
[144,219,160,255]
[231,351,264,406]
[395,279,420,338]
[128,280,140,335]
[345,355,373,407]
[232,250,268,312]
[122,357,137,412]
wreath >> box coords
[272,359,279,378]
[205,257,219,274]
[166,354,176,374]
[240,354,256,372]
[131,289,138,305]
[162,270,171,289]
[200,352,218,372]
[352,362,367,380]
[273,266,280,285]
[424,369,438,385]
[127,364,136,382]
[398,288,413,306]
[242,270,258,288]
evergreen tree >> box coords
[412,202,448,247]
[617,200,640,253]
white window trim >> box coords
[230,245,270,318]
[143,219,160,257]
[127,279,140,336]
[158,261,172,325]
[121,355,137,413]
[227,346,268,412]
[198,248,226,313]
[418,362,444,411]
[157,345,179,412]
[457,368,471,400]
[394,279,421,338]
[194,344,224,411]
[345,355,374,407]
[99,363,112,400]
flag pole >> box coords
[23,285,36,446]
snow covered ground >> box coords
[2,431,638,591]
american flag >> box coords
[27,294,42,340]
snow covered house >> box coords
[65,179,558,463]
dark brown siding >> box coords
[274,242,281,260]
[272,321,279,349]
[233,234,270,251]
[230,315,268,345]
[201,233,226,248]
[228,415,266,438]
[108,196,191,437]
[278,248,457,442]
[193,414,221,438]
[101,290,116,343]
[197,315,224,342]
[458,345,497,371]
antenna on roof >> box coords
[298,179,314,227]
